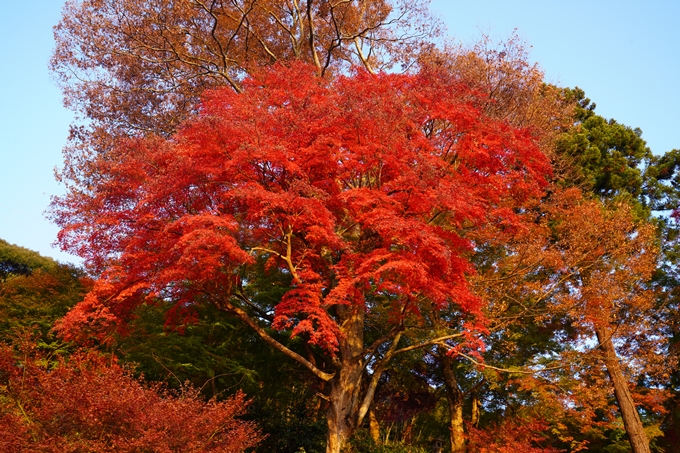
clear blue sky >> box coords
[1,1,678,264]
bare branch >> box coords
[353,37,376,75]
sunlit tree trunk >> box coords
[471,393,480,428]
[326,305,365,453]
[369,407,381,444]
[440,349,466,453]
[595,325,650,453]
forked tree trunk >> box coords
[440,349,466,453]
[595,325,650,453]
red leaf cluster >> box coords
[467,417,563,453]
[0,341,260,453]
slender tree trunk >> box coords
[595,325,650,453]
[369,407,381,444]
[471,393,480,428]
[440,349,466,453]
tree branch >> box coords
[353,36,376,75]
[356,332,402,427]
[220,301,334,382]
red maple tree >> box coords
[52,62,550,452]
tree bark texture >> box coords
[326,305,365,453]
[369,408,381,445]
[595,325,650,453]
[471,393,480,428]
[441,350,466,453]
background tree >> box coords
[470,190,666,453]
[419,33,573,159]
[1,239,59,282]
[51,0,438,193]
[0,239,91,342]
[553,88,680,452]
[454,84,677,452]
[541,192,662,453]
[406,35,575,453]
[555,88,652,204]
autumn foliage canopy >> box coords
[53,63,549,355]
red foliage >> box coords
[0,340,261,453]
[467,417,564,453]
[51,62,549,352]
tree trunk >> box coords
[440,349,466,453]
[595,325,650,453]
[326,364,363,453]
[471,393,480,428]
[326,305,365,453]
[369,407,381,444]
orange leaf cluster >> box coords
[0,340,260,453]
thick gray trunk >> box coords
[595,325,650,453]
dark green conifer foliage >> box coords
[556,88,651,201]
